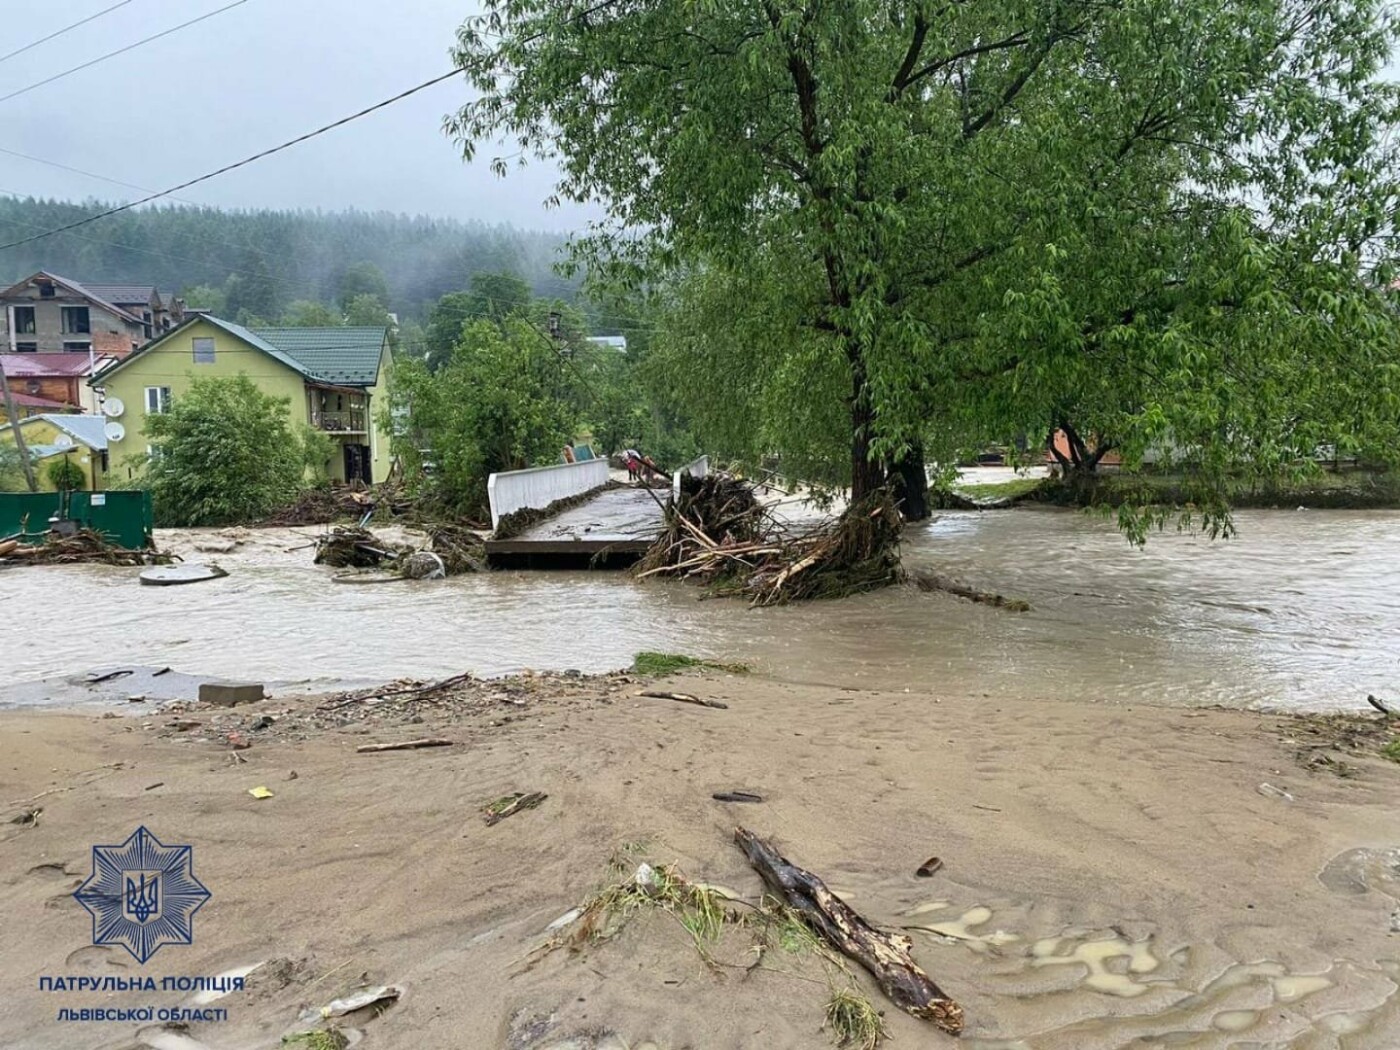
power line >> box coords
[0,0,624,253]
[0,0,252,106]
[0,0,139,66]
[0,67,462,249]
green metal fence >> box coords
[0,491,154,549]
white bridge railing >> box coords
[487,459,610,531]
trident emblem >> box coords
[124,872,160,923]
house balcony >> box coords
[312,409,367,434]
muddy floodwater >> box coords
[5,507,1399,711]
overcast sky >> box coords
[0,0,593,231]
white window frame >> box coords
[144,386,172,414]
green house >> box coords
[90,315,392,484]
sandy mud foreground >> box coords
[1,673,1398,1050]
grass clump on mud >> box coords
[1382,739,1400,763]
[281,1031,348,1050]
[825,988,887,1050]
[632,651,749,675]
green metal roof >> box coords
[89,316,388,388]
[250,327,387,386]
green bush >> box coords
[45,456,85,491]
[143,374,316,526]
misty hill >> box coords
[0,196,576,322]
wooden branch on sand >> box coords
[638,690,729,710]
[355,738,454,753]
[733,827,963,1035]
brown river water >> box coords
[3,507,1398,711]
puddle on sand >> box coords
[964,957,1372,1049]
[1318,847,1400,899]
[1030,933,1162,998]
[904,903,1021,954]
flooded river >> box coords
[4,507,1398,711]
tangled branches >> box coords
[637,473,904,605]
[2,529,172,566]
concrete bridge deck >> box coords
[483,486,667,561]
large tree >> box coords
[449,0,1400,522]
[142,375,331,526]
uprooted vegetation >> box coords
[1281,701,1400,776]
[531,831,955,1049]
[313,523,484,575]
[636,472,904,605]
[0,528,173,567]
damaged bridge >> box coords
[482,457,708,567]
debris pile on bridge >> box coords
[637,473,903,604]
[0,529,171,567]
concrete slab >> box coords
[484,487,666,559]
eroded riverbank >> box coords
[1,670,1398,1049]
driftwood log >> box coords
[734,827,963,1035]
[355,738,454,753]
[638,690,729,710]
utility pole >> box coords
[0,363,37,492]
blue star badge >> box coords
[74,826,211,964]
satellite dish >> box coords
[104,422,126,443]
[102,397,125,418]
[54,433,74,448]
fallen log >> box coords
[913,570,1031,612]
[733,827,963,1035]
[638,690,729,710]
[355,738,454,753]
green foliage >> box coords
[631,651,749,675]
[1380,739,1400,763]
[391,317,580,514]
[181,284,226,314]
[281,300,342,327]
[337,262,391,311]
[451,0,1400,534]
[423,271,534,368]
[0,198,577,323]
[44,456,85,491]
[343,293,391,326]
[0,442,23,490]
[142,375,317,526]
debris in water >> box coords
[5,528,173,566]
[712,791,764,803]
[248,786,274,800]
[139,563,228,586]
[637,474,904,605]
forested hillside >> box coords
[0,196,575,321]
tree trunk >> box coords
[0,365,38,492]
[888,442,930,521]
[849,376,886,504]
